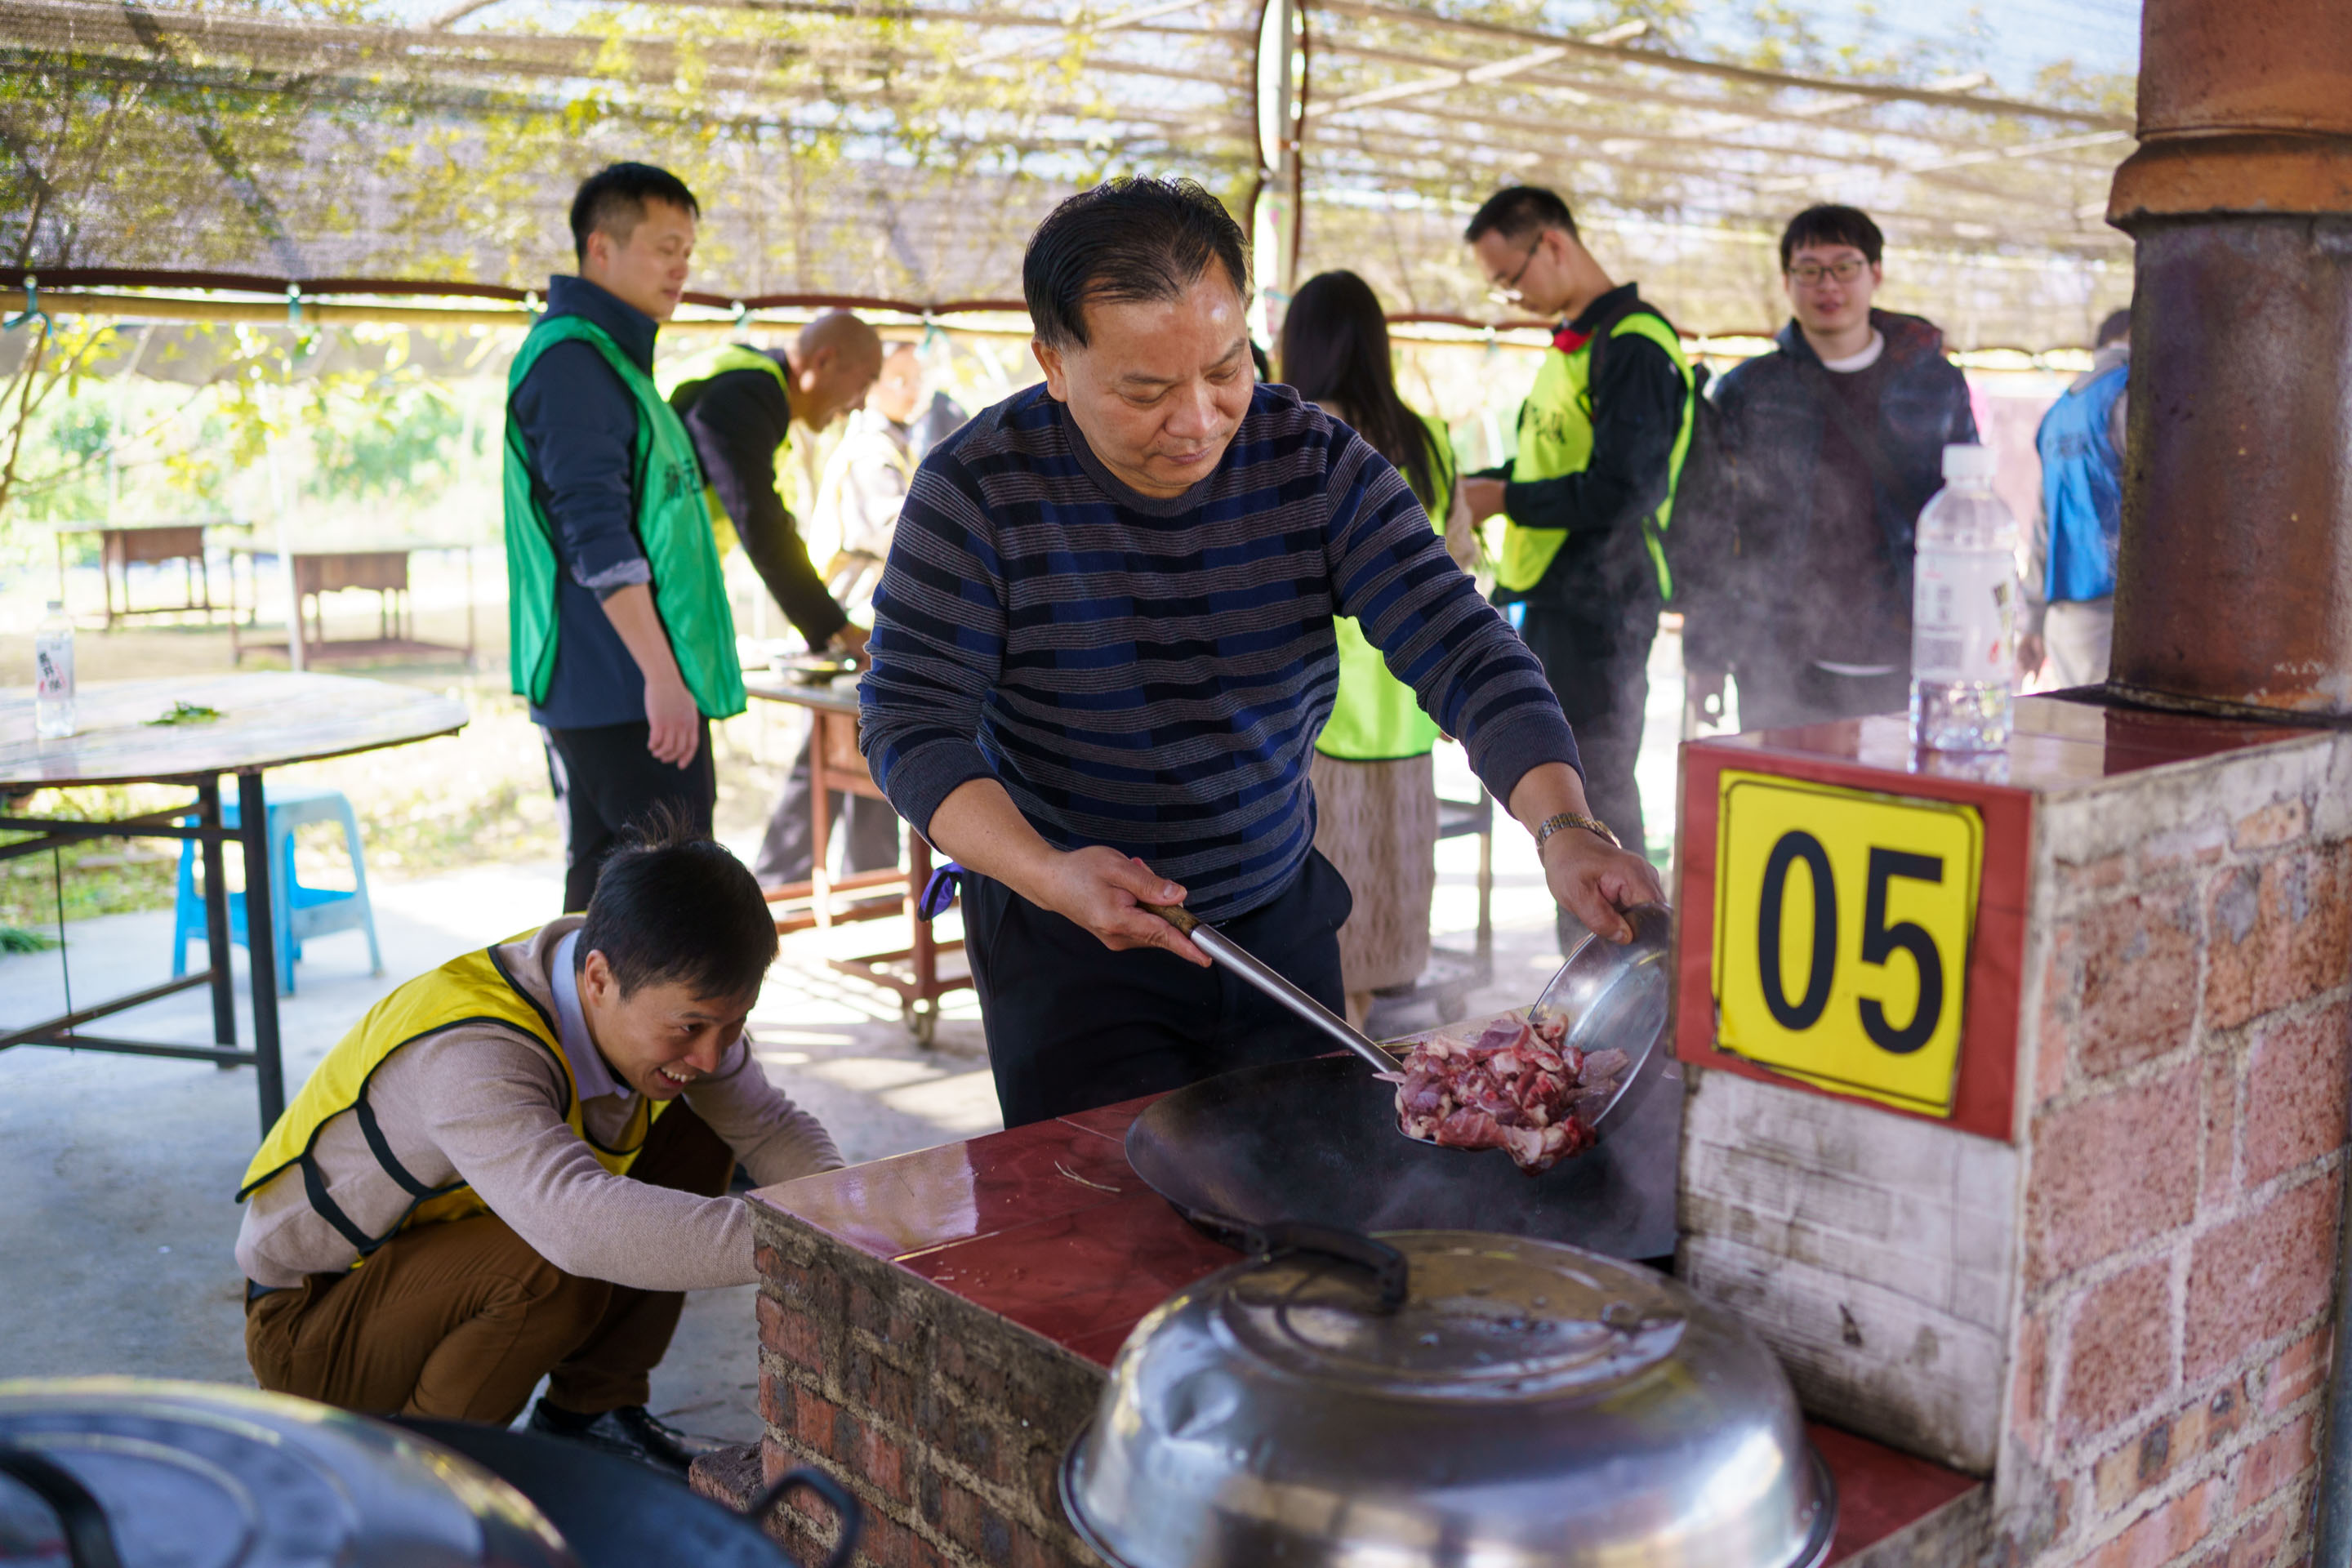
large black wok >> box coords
[1124,1049,1682,1262]
[1125,902,1682,1262]
[393,1419,858,1568]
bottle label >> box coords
[1913,548,2013,683]
[35,637,74,701]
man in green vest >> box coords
[1458,186,1695,949]
[506,163,747,914]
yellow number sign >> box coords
[1712,771,1984,1117]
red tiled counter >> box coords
[734,1096,1982,1568]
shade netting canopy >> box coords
[3,0,2134,345]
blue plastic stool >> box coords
[171,783,384,996]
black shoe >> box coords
[526,1399,724,1478]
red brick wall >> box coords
[1997,741,2352,1566]
[746,1205,1108,1568]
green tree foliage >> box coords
[305,385,466,504]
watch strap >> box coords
[1534,811,1619,852]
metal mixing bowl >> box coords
[1062,1232,1836,1568]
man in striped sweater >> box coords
[858,179,1662,1125]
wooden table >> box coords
[0,673,468,1134]
[228,546,476,669]
[51,519,237,628]
[745,671,970,1045]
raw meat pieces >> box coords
[1380,1012,1631,1174]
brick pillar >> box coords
[1678,722,2352,1567]
[1993,737,2352,1565]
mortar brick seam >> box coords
[2046,1313,2336,1524]
[2041,807,2339,920]
[766,1403,1047,1568]
[2020,1148,2346,1311]
[2018,1034,2348,1306]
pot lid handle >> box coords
[746,1466,863,1568]
[0,1444,123,1568]
[1188,1211,1410,1312]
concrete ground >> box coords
[0,621,1704,1444]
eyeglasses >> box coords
[1486,236,1544,305]
[1786,257,1869,287]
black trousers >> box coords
[1517,604,1655,951]
[1736,660,1910,732]
[542,719,716,914]
[751,727,902,887]
[960,849,1353,1127]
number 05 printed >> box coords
[1712,771,1984,1117]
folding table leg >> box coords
[239,771,287,1134]
[198,777,238,1058]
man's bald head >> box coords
[786,311,884,430]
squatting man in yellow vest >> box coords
[237,823,841,1475]
[1459,186,1696,955]
[506,161,750,914]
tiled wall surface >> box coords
[1994,730,2352,1566]
[1680,1070,2020,1472]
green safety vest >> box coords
[1316,411,1458,762]
[1494,309,1696,598]
[504,315,746,720]
[662,344,795,560]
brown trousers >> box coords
[245,1103,733,1423]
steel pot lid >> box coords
[0,1379,578,1568]
[1063,1232,1835,1568]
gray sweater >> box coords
[236,920,842,1292]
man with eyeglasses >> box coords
[1458,187,1696,948]
[1683,204,1977,730]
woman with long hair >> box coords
[1280,269,1478,1028]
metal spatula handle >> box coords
[1143,902,1399,1074]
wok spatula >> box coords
[1142,903,1400,1074]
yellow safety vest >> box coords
[1494,310,1695,597]
[664,344,795,562]
[1316,410,1459,762]
[238,933,665,1259]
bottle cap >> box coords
[1941,443,1996,482]
[45,599,64,612]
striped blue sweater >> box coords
[858,381,1580,922]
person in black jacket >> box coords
[667,313,884,661]
[1684,205,1978,730]
[1459,187,1694,948]
[666,316,888,889]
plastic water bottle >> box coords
[34,601,76,740]
[1909,444,2018,752]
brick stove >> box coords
[703,1086,1984,1567]
[688,693,2352,1568]
[1671,697,2352,1566]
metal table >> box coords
[0,673,468,1134]
[745,671,970,1044]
